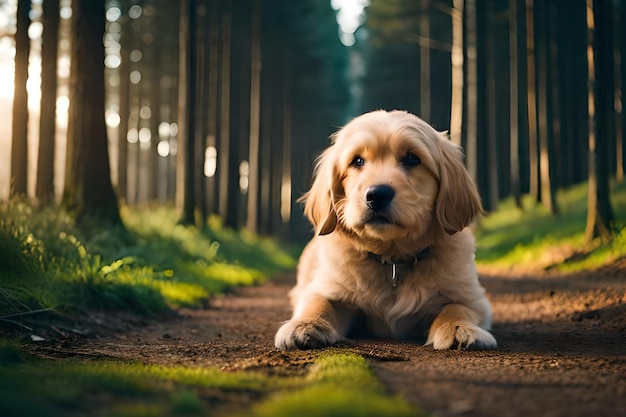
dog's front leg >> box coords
[426,303,497,350]
[275,291,353,350]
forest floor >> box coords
[27,259,626,417]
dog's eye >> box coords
[401,153,421,168]
[350,156,365,168]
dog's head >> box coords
[302,110,482,242]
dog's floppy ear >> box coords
[435,136,483,234]
[300,145,340,235]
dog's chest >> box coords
[355,263,436,319]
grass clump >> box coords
[475,180,626,272]
[246,353,423,417]
[0,201,297,324]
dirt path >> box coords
[31,264,626,417]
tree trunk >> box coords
[230,3,252,229]
[615,2,626,182]
[465,0,478,182]
[196,6,208,227]
[147,26,161,203]
[509,0,522,208]
[280,62,292,238]
[36,0,60,206]
[585,0,616,241]
[63,0,121,226]
[548,2,563,197]
[485,1,499,211]
[218,6,233,225]
[206,0,220,214]
[246,0,261,233]
[450,0,463,146]
[10,0,31,198]
[117,22,130,203]
[535,1,559,214]
[525,0,539,202]
[419,0,430,122]
[176,0,197,225]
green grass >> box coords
[246,352,422,417]
[475,180,626,272]
[0,201,297,320]
[0,340,271,417]
[0,342,421,417]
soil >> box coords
[24,260,626,417]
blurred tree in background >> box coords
[35,0,59,206]
[9,0,30,197]
[62,0,121,226]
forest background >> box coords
[0,0,623,244]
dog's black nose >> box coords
[365,185,395,212]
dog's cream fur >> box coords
[275,110,496,350]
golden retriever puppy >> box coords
[275,110,496,350]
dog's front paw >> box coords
[427,322,497,350]
[275,318,341,350]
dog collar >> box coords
[367,247,431,288]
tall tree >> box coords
[534,1,559,214]
[36,0,60,206]
[484,1,499,211]
[585,0,615,241]
[205,0,220,215]
[217,4,235,227]
[525,0,539,201]
[509,0,522,207]
[418,0,430,121]
[465,0,478,182]
[195,3,208,226]
[176,0,197,225]
[10,0,31,197]
[449,0,463,146]
[617,1,625,183]
[116,14,130,202]
[229,0,252,229]
[63,0,121,225]
[246,0,261,232]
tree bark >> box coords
[246,0,261,233]
[10,0,31,198]
[36,0,60,206]
[485,1,499,211]
[450,0,463,146]
[217,6,233,225]
[116,18,130,203]
[419,0,430,122]
[535,1,559,214]
[465,0,478,183]
[615,2,626,182]
[63,0,121,226]
[525,0,539,202]
[206,0,220,214]
[509,0,522,208]
[176,0,197,225]
[585,0,616,241]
